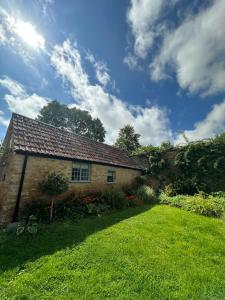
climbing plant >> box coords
[145,134,225,194]
[147,149,167,176]
[173,139,225,193]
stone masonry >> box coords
[0,153,141,226]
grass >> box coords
[1,205,225,299]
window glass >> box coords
[107,170,116,183]
[72,162,90,181]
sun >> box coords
[12,18,45,50]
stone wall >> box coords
[0,152,24,226]
[0,153,141,225]
[132,150,178,190]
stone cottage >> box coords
[0,113,142,225]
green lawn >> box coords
[1,205,225,299]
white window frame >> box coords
[71,162,91,182]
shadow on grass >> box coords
[0,205,152,273]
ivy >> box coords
[146,135,225,194]
[148,150,167,176]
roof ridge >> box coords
[11,112,129,155]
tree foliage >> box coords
[37,100,106,142]
[115,125,141,154]
[131,145,155,155]
[39,172,69,222]
[39,172,69,196]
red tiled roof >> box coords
[11,113,142,170]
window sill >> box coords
[70,180,91,184]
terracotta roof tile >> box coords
[11,113,142,170]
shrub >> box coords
[171,177,199,195]
[101,189,126,209]
[54,195,83,219]
[136,185,157,204]
[4,215,39,236]
[159,193,225,218]
[183,196,225,218]
[164,184,175,197]
[196,191,209,199]
[159,193,185,208]
[126,195,143,207]
[135,176,146,187]
[84,203,111,216]
[39,172,69,221]
[24,199,50,222]
[211,191,225,198]
[16,215,38,235]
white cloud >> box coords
[125,0,179,63]
[51,39,172,145]
[37,0,55,17]
[123,53,139,70]
[150,0,225,96]
[127,0,165,59]
[0,111,9,127]
[126,0,225,97]
[175,99,225,144]
[0,76,26,96]
[86,53,111,87]
[0,24,6,45]
[0,76,48,119]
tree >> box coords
[160,141,174,151]
[115,125,141,154]
[214,132,225,143]
[37,100,69,128]
[37,100,106,142]
[131,145,155,155]
[39,172,69,222]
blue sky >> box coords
[0,0,225,145]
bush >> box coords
[171,177,199,195]
[5,215,38,236]
[183,197,224,218]
[126,195,144,207]
[101,189,126,209]
[159,193,225,218]
[136,185,157,204]
[159,193,184,208]
[23,189,130,222]
[211,191,225,198]
[164,184,175,197]
[84,203,111,216]
[54,195,84,219]
[135,176,146,187]
[24,199,50,222]
[16,215,38,235]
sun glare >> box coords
[11,18,45,50]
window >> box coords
[107,170,116,183]
[72,162,90,182]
